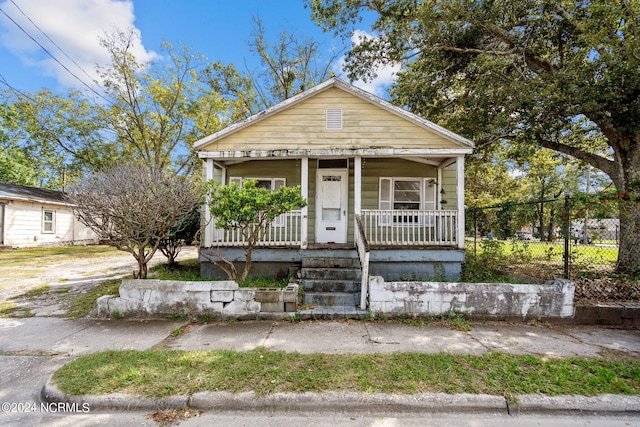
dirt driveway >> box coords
[0,245,198,316]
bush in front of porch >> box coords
[204,179,307,283]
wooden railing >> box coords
[354,215,370,309]
[360,209,458,246]
[212,210,303,247]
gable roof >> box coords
[0,183,69,206]
[194,77,475,151]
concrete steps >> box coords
[298,257,362,317]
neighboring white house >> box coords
[0,183,98,248]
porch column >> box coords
[204,159,215,247]
[456,155,465,249]
[437,166,443,209]
[354,156,362,215]
[301,156,309,249]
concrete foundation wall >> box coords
[369,277,575,319]
[97,279,298,319]
[200,247,465,281]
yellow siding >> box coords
[442,163,458,210]
[361,159,439,210]
[199,87,462,152]
[207,158,456,245]
[226,160,301,186]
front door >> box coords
[316,169,348,243]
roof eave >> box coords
[198,147,473,161]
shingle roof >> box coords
[0,183,68,205]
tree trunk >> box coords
[241,246,253,283]
[612,135,640,277]
[547,204,555,242]
[135,247,148,279]
[616,199,640,277]
[537,202,545,242]
[137,259,148,279]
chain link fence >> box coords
[465,195,640,302]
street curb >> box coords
[188,391,505,414]
[41,377,189,411]
[41,377,640,415]
[513,394,640,415]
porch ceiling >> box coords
[198,147,472,162]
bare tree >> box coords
[66,161,201,278]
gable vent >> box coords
[325,108,343,130]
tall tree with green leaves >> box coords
[1,91,105,188]
[203,17,341,119]
[2,30,228,188]
[0,103,37,186]
[515,149,565,241]
[309,0,640,276]
[98,30,228,176]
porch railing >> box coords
[212,210,303,247]
[354,215,370,309]
[360,209,458,246]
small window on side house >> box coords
[325,108,342,130]
[42,209,55,233]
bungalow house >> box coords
[0,183,98,248]
[195,78,474,308]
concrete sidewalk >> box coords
[2,317,640,417]
[2,317,640,357]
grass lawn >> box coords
[0,245,119,267]
[52,348,640,398]
[149,259,289,288]
[468,238,618,264]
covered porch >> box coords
[201,150,467,251]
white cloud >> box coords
[0,0,156,90]
[333,29,400,98]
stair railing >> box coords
[354,214,370,309]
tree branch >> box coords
[534,132,617,180]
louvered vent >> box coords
[325,108,342,130]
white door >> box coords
[0,204,3,244]
[316,169,348,243]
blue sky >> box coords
[0,0,396,98]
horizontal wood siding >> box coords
[361,159,438,210]
[3,201,96,247]
[226,160,301,186]
[204,158,459,247]
[442,164,458,210]
[308,162,317,243]
[200,87,462,152]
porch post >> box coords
[204,159,215,247]
[437,166,443,209]
[456,155,465,248]
[354,156,362,215]
[301,156,309,249]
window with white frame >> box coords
[42,209,55,233]
[379,177,437,224]
[229,177,285,190]
[229,177,287,225]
